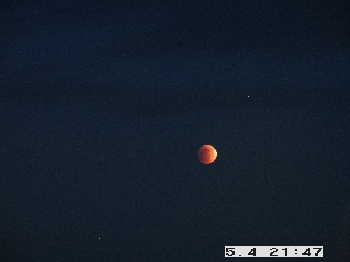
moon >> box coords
[198,145,217,164]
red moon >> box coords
[198,145,217,164]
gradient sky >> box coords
[1,1,350,261]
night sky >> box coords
[1,1,350,261]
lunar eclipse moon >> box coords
[198,145,217,164]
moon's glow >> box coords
[198,145,217,164]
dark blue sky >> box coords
[1,1,350,261]
[1,0,349,106]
